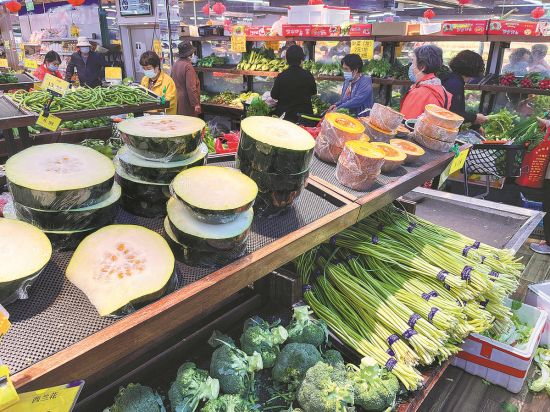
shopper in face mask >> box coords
[328,54,373,117]
[139,51,177,115]
[65,37,106,87]
[34,51,62,81]
[171,41,201,117]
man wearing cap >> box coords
[171,41,201,117]
[65,37,106,87]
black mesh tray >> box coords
[0,162,339,375]
[465,143,525,178]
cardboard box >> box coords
[407,23,421,35]
[488,20,538,36]
[442,20,488,35]
[349,24,372,37]
[244,26,272,36]
[282,24,312,37]
[371,22,408,36]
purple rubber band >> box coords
[461,266,472,281]
[480,255,486,264]
[403,328,417,340]
[463,246,472,257]
[387,347,396,357]
[407,222,417,233]
[372,234,379,244]
[387,334,400,346]
[329,236,337,247]
[489,270,500,278]
[303,284,312,292]
[473,241,481,249]
[428,307,439,322]
[422,290,439,300]
[385,357,397,371]
[444,283,451,291]
[378,223,385,231]
[408,313,421,328]
[480,299,489,308]
[437,270,448,282]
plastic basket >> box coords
[465,143,526,178]
[520,193,545,236]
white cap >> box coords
[76,37,91,47]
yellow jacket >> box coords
[140,70,177,115]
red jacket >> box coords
[33,64,63,81]
[400,73,452,119]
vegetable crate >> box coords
[465,143,526,178]
[451,300,547,393]
[520,193,545,238]
[526,282,550,346]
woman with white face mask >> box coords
[139,51,177,115]
[328,54,373,116]
[65,37,105,87]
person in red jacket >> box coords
[400,45,452,119]
[33,51,63,81]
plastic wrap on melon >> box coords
[413,131,454,152]
[314,121,358,163]
[415,114,458,144]
[335,143,384,191]
[424,104,464,130]
[363,119,396,143]
[369,103,404,133]
[116,168,170,218]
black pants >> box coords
[544,179,550,243]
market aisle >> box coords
[420,239,550,412]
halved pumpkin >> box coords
[371,142,407,173]
[66,225,175,316]
[370,103,404,133]
[364,120,396,143]
[413,130,455,153]
[315,114,365,164]
[336,141,385,191]
[389,139,425,164]
[324,112,365,140]
[0,218,52,304]
[424,104,464,130]
[415,114,458,144]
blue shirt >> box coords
[336,74,374,116]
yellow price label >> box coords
[0,59,8,68]
[350,40,374,60]
[3,380,84,412]
[231,26,247,53]
[37,112,62,132]
[449,148,470,175]
[42,74,70,97]
[105,66,122,81]
[153,39,163,58]
[24,59,38,69]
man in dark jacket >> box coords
[271,45,317,123]
[65,37,105,87]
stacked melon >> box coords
[165,166,258,267]
[336,140,386,190]
[115,115,208,217]
[237,117,314,215]
[362,103,405,143]
[5,143,120,248]
[315,112,365,163]
[413,104,463,152]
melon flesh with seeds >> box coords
[66,225,175,316]
[389,139,425,164]
[0,218,52,304]
[371,142,407,173]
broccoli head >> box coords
[106,383,166,412]
[240,316,288,368]
[168,362,220,412]
[323,349,345,367]
[296,362,355,412]
[200,394,255,412]
[348,356,399,412]
[287,305,328,347]
[209,331,263,395]
[272,343,322,388]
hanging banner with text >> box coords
[231,26,247,53]
[350,40,375,60]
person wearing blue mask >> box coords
[139,51,177,115]
[328,54,373,116]
[65,37,106,87]
[34,51,62,81]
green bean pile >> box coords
[8,85,158,113]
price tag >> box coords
[105,67,122,82]
[153,39,163,57]
[438,147,470,188]
[23,59,38,69]
[4,40,10,50]
[350,40,374,60]
[42,74,70,97]
[3,380,84,412]
[231,26,247,53]
[0,366,19,410]
[0,59,8,68]
[37,112,62,132]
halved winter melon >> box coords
[171,166,258,224]
[324,112,365,138]
[0,218,52,304]
[118,115,205,161]
[424,105,464,130]
[413,130,454,153]
[14,183,120,231]
[371,142,407,173]
[336,141,384,191]
[116,143,208,184]
[5,143,115,210]
[66,225,175,316]
[116,167,170,218]
[389,139,425,164]
[166,197,252,253]
[238,116,315,174]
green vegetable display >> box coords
[197,55,226,68]
[287,305,328,347]
[245,96,270,117]
[483,108,519,141]
[105,383,166,412]
[200,394,256,412]
[303,60,343,77]
[272,343,322,388]
[529,347,550,395]
[0,72,18,84]
[168,362,220,412]
[508,116,545,151]
[482,301,533,350]
[363,59,392,78]
[240,317,288,368]
[237,49,287,72]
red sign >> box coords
[310,25,341,37]
[487,20,538,36]
[244,26,272,36]
[441,20,488,35]
[282,25,312,37]
[349,24,373,37]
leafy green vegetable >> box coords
[105,383,166,412]
[529,347,550,395]
[200,394,255,412]
[168,362,220,412]
[508,116,545,151]
[80,136,122,159]
[322,349,344,367]
[482,306,533,349]
[483,109,519,141]
[0,72,18,84]
[363,59,392,78]
[245,97,270,117]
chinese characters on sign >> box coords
[350,40,374,60]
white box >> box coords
[287,5,324,25]
[321,6,350,26]
[526,281,550,346]
[420,23,442,35]
[451,299,547,393]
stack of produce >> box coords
[500,72,550,90]
[336,140,385,190]
[389,139,425,164]
[237,116,315,215]
[0,72,18,84]
[363,103,404,142]
[0,218,52,305]
[296,205,523,390]
[315,112,365,163]
[66,224,176,316]
[165,166,257,267]
[115,115,207,217]
[5,143,120,249]
[413,105,463,152]
[371,142,407,172]
[196,54,226,68]
[303,60,343,77]
[236,49,288,72]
